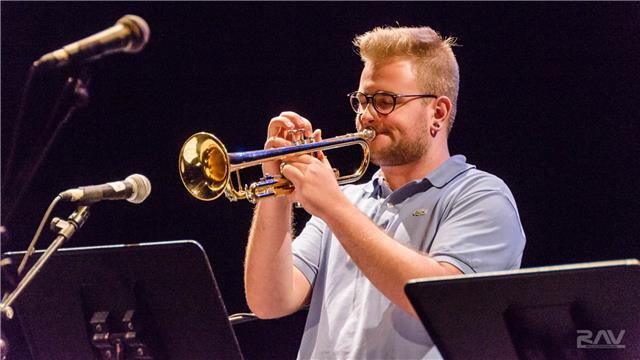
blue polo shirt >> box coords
[292,155,526,359]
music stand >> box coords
[405,259,639,360]
[2,240,243,360]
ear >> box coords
[430,96,452,135]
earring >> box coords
[430,122,440,137]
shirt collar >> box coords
[366,169,385,196]
[427,155,475,188]
[365,155,475,198]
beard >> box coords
[370,125,431,166]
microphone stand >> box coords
[0,206,90,320]
[2,69,90,229]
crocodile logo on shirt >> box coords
[412,209,427,216]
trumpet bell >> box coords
[179,132,230,201]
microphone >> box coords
[33,14,150,71]
[59,174,151,204]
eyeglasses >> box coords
[348,91,437,115]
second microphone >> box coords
[59,174,151,204]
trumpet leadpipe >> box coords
[228,128,375,169]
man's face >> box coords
[355,59,434,167]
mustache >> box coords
[357,125,386,135]
[368,126,387,135]
[355,117,388,135]
[355,119,386,135]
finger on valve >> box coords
[312,128,326,161]
[278,111,313,138]
[267,115,294,139]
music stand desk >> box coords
[405,259,639,360]
[2,240,243,360]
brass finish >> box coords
[178,128,375,203]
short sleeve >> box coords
[292,215,326,287]
[429,187,526,274]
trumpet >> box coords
[178,128,375,203]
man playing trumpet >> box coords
[244,25,525,359]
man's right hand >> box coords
[262,111,317,176]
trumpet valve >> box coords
[287,128,308,145]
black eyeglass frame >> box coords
[347,91,438,115]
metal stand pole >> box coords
[0,206,90,319]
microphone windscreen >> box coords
[126,174,151,204]
[117,15,150,53]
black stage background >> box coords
[2,2,639,358]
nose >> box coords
[358,102,377,128]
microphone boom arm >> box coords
[1,206,90,319]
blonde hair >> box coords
[353,26,460,130]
